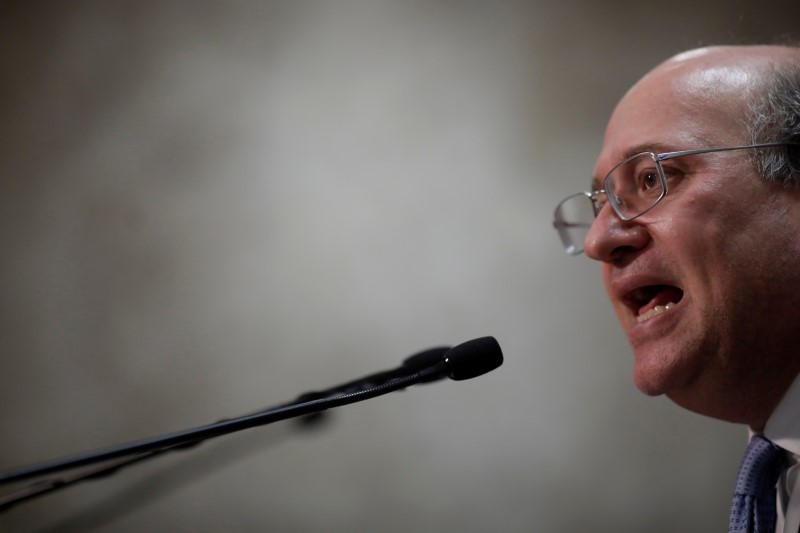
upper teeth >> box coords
[637,302,676,323]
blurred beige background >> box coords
[1,1,798,531]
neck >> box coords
[668,366,800,430]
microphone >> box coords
[288,336,502,403]
[319,336,503,391]
[0,336,503,503]
[422,336,503,382]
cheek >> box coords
[652,194,725,260]
[670,181,800,300]
[648,189,733,302]
[701,183,795,263]
[661,180,745,257]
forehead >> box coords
[593,60,755,183]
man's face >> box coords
[584,52,800,423]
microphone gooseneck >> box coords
[0,336,503,511]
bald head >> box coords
[642,45,800,97]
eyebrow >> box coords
[589,142,673,191]
[621,143,668,160]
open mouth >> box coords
[625,285,684,323]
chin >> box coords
[633,371,670,397]
[631,347,697,398]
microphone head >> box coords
[444,336,503,381]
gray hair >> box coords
[747,60,800,185]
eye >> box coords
[636,169,661,191]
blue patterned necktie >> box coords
[729,434,786,533]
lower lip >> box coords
[629,302,683,341]
[636,302,677,324]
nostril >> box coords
[584,203,650,263]
[607,223,651,265]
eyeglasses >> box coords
[552,142,799,255]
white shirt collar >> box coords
[764,373,800,457]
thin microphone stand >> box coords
[0,362,445,512]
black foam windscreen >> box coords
[444,336,503,381]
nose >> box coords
[583,203,650,263]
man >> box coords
[553,45,800,532]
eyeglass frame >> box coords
[553,141,800,255]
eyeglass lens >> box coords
[553,152,666,254]
[605,152,665,219]
[553,193,595,255]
